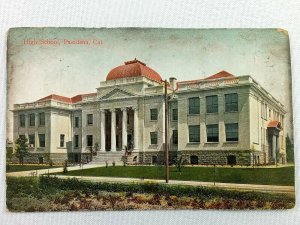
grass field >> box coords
[7,164,61,172]
[55,165,294,186]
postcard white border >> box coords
[0,0,299,225]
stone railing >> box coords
[178,76,246,91]
[82,95,97,102]
[14,100,73,110]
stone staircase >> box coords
[90,151,139,165]
[91,151,124,164]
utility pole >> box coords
[164,79,169,183]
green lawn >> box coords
[55,165,294,186]
[7,165,61,172]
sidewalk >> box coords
[6,165,294,194]
[6,163,110,177]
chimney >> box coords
[169,77,177,90]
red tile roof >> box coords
[106,59,163,83]
[37,94,72,103]
[37,93,96,104]
[204,70,235,80]
[268,121,282,129]
[177,71,235,85]
[71,93,97,103]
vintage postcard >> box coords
[6,28,294,211]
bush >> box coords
[63,160,68,173]
[6,163,10,172]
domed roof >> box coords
[106,59,163,83]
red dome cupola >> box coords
[106,59,163,83]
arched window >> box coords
[227,155,237,165]
[152,156,158,164]
[190,155,199,165]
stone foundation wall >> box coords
[11,152,69,164]
[251,151,266,166]
[138,150,270,166]
[139,151,178,164]
[177,150,254,165]
[10,150,271,166]
[11,153,50,164]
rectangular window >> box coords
[150,109,158,120]
[39,134,45,147]
[189,125,200,143]
[261,127,265,145]
[87,135,93,147]
[264,104,268,119]
[60,134,65,147]
[39,112,45,126]
[150,132,158,144]
[173,130,178,144]
[225,93,238,112]
[207,124,219,142]
[189,97,200,114]
[29,113,35,126]
[206,95,218,113]
[87,114,93,125]
[75,117,79,128]
[28,134,35,147]
[225,123,239,142]
[172,108,178,121]
[19,114,25,127]
[74,135,79,148]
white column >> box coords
[133,107,139,150]
[121,108,128,150]
[100,109,106,151]
[110,109,116,152]
[34,112,39,151]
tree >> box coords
[122,145,129,166]
[94,142,100,152]
[286,135,294,163]
[176,156,187,172]
[14,136,29,165]
[6,146,13,163]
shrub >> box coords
[63,160,68,173]
[6,163,10,172]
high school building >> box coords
[12,59,286,165]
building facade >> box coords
[12,59,286,165]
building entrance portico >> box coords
[100,106,138,152]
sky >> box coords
[6,28,292,139]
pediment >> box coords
[100,88,135,100]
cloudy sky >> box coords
[6,28,292,139]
